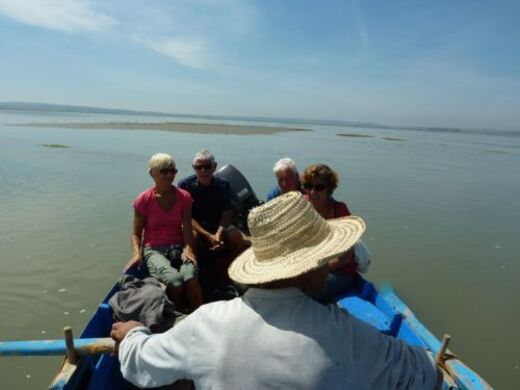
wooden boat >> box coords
[2,165,493,389]
[43,263,492,389]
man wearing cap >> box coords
[111,192,439,389]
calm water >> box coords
[0,109,519,389]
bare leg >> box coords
[166,284,186,313]
[184,278,204,311]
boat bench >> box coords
[337,296,403,336]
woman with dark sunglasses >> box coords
[302,164,358,303]
[126,153,204,313]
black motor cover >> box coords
[214,164,262,233]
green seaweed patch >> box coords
[41,144,70,148]
[382,137,408,142]
[337,133,374,138]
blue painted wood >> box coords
[0,338,112,356]
[338,296,392,333]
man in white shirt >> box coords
[111,192,440,389]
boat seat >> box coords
[338,296,402,336]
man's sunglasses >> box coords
[303,183,327,191]
[193,163,213,171]
[160,168,178,175]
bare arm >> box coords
[215,209,232,242]
[125,210,145,271]
[111,320,144,344]
[181,205,197,264]
[192,218,223,251]
[191,218,212,240]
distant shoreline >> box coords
[1,102,407,130]
[9,121,310,135]
[1,102,519,137]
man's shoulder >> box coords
[266,186,281,201]
[186,296,243,323]
[178,175,197,189]
[212,176,230,188]
[211,177,233,197]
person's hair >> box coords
[148,153,175,174]
[302,164,339,194]
[273,157,298,175]
[193,150,216,166]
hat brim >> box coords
[228,215,366,285]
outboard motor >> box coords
[215,164,261,234]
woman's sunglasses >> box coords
[303,183,327,191]
[159,168,178,175]
[193,163,213,171]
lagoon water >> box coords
[0,108,519,389]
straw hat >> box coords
[228,191,366,285]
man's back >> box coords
[119,288,437,389]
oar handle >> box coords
[0,337,115,357]
[435,334,451,365]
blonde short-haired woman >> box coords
[127,153,203,312]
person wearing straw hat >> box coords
[112,192,439,389]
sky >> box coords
[0,0,519,130]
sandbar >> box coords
[382,137,408,142]
[12,121,310,136]
[40,143,70,148]
[337,133,374,138]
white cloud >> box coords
[137,37,210,70]
[120,0,260,70]
[0,0,261,70]
[0,0,115,33]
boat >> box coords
[46,266,492,389]
[3,165,493,389]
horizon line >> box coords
[1,100,518,136]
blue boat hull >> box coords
[49,265,492,389]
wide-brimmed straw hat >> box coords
[228,191,366,285]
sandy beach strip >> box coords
[11,121,310,135]
[337,133,374,138]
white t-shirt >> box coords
[119,287,437,389]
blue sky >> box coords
[0,0,519,130]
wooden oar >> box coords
[0,337,114,357]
